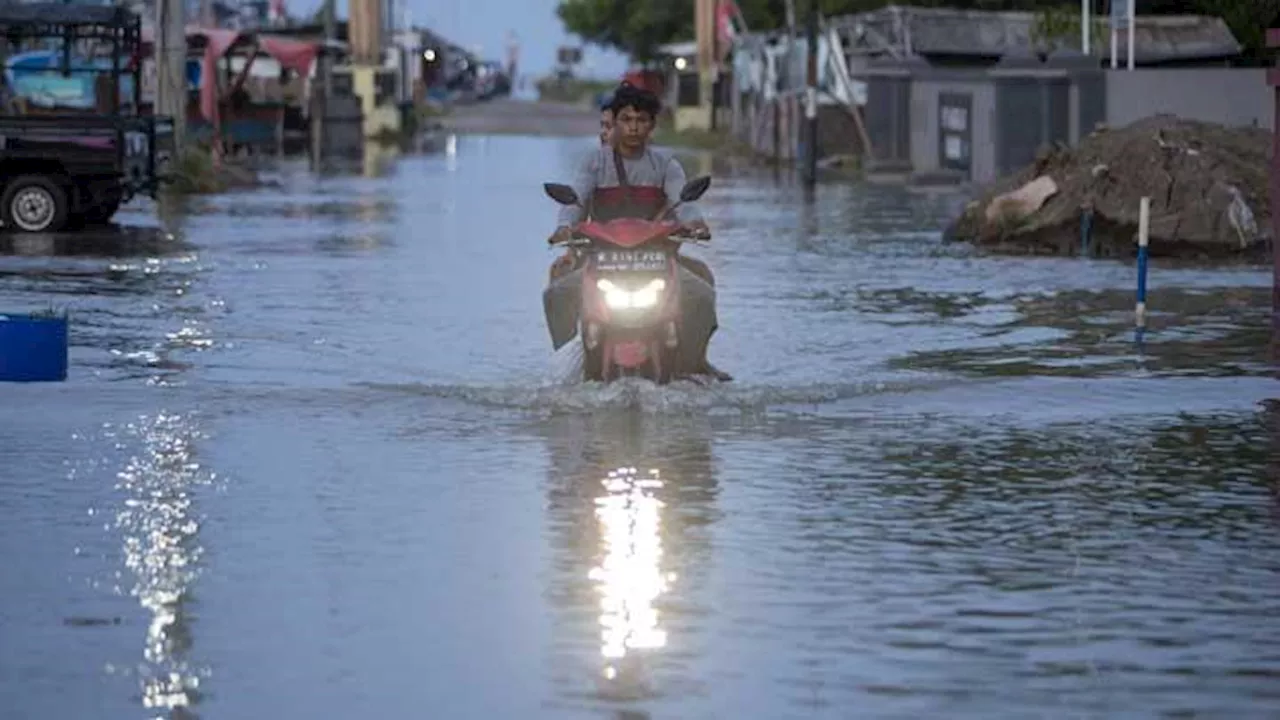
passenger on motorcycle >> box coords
[599,98,615,147]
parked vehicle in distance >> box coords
[0,4,173,233]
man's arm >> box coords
[556,150,599,227]
[663,156,704,224]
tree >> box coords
[1182,0,1280,64]
[556,0,691,63]
[556,0,795,62]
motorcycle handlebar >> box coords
[551,231,711,246]
[670,229,711,242]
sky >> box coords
[289,0,629,79]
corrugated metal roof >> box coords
[832,5,1241,61]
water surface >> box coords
[2,132,1278,719]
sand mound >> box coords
[943,114,1272,260]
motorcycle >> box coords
[542,175,715,384]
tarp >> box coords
[256,35,319,75]
[143,25,319,160]
[5,49,137,109]
[198,28,240,123]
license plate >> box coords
[595,250,667,272]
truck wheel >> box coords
[2,176,69,233]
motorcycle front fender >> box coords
[676,266,716,353]
[543,269,582,350]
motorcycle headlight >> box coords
[631,278,666,308]
[596,278,666,309]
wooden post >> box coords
[155,0,187,149]
[803,0,818,187]
[350,0,383,65]
[695,0,715,129]
[315,0,336,165]
[772,96,779,162]
[1268,29,1280,356]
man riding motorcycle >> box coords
[546,83,730,381]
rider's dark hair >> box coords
[608,82,661,119]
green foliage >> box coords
[1189,0,1280,63]
[556,0,684,63]
[1030,4,1106,51]
[556,0,794,62]
[167,145,219,195]
[164,145,261,195]
[535,76,615,103]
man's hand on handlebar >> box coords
[548,226,573,245]
[676,220,711,241]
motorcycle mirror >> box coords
[679,175,711,203]
[543,183,580,206]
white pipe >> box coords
[1138,196,1150,249]
[1081,0,1090,55]
[1126,0,1135,70]
[1109,21,1117,68]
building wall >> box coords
[735,60,1270,183]
[993,74,1072,178]
[910,78,996,183]
[1073,70,1108,139]
[1105,68,1271,129]
[863,73,912,170]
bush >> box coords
[536,76,614,105]
[166,145,220,195]
[164,144,260,196]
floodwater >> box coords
[2,131,1280,720]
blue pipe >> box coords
[1136,243,1148,307]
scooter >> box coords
[542,176,713,383]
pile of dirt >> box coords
[943,115,1273,260]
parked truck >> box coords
[0,4,173,233]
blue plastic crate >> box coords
[0,312,68,382]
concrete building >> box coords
[724,5,1265,185]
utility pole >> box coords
[155,0,187,150]
[783,0,796,88]
[313,0,335,163]
[695,0,715,130]
[803,0,818,189]
[322,0,335,95]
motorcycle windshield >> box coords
[578,218,678,248]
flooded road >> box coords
[3,127,1280,719]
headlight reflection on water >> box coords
[588,467,675,680]
[109,412,212,714]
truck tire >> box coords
[2,175,69,233]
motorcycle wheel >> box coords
[582,344,604,382]
[652,345,673,385]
